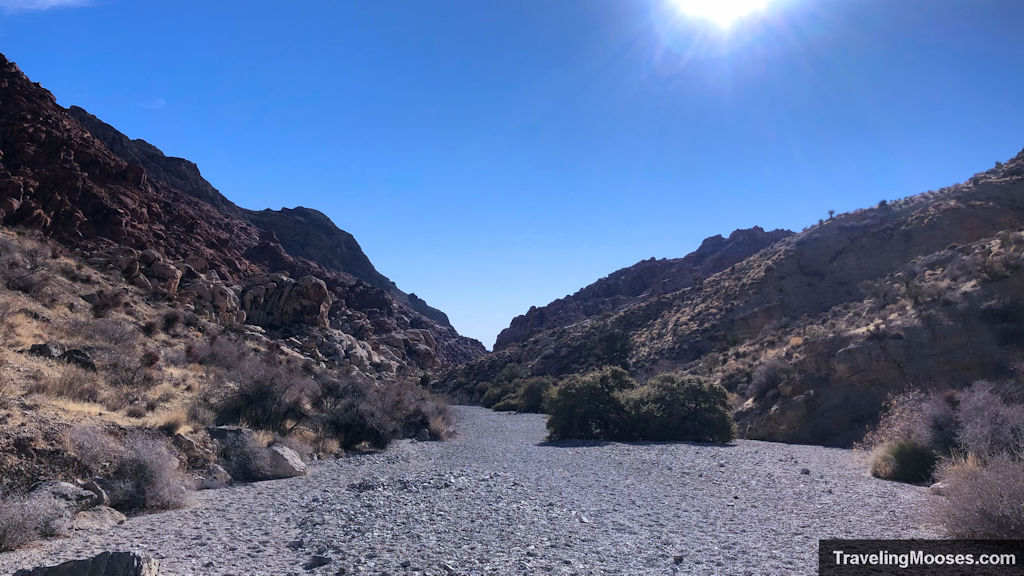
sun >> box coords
[670,0,773,29]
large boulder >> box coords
[13,552,159,576]
[266,444,307,478]
[29,480,102,514]
[240,274,331,329]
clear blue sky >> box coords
[2,1,1022,347]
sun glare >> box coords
[670,0,773,28]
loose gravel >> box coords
[0,406,937,575]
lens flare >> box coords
[670,0,773,28]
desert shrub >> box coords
[0,493,69,551]
[870,441,937,483]
[0,360,11,410]
[208,356,310,435]
[315,374,451,449]
[617,373,735,443]
[544,367,635,441]
[932,454,1024,538]
[105,432,190,512]
[155,410,187,435]
[215,431,273,482]
[185,400,216,428]
[162,310,184,333]
[748,357,788,399]
[491,376,555,413]
[479,363,527,408]
[91,289,126,318]
[956,381,1024,457]
[69,426,121,476]
[189,335,252,369]
[866,389,959,455]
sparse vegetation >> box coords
[866,381,1024,537]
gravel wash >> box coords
[0,406,937,575]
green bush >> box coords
[870,441,937,483]
[544,368,735,443]
[544,367,634,440]
[618,373,735,443]
[491,377,555,413]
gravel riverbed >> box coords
[0,406,938,575]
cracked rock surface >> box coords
[0,407,936,575]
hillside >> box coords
[0,52,483,368]
[442,150,1024,446]
[0,51,485,495]
[494,226,792,350]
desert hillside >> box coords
[0,51,484,498]
[442,150,1024,446]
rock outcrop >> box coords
[241,274,331,329]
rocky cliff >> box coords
[443,151,1024,446]
[0,51,484,375]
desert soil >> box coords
[0,406,937,576]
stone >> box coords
[28,342,65,359]
[59,348,96,371]
[73,506,127,530]
[77,478,110,507]
[266,444,307,478]
[30,480,101,513]
[13,551,159,576]
[304,556,332,570]
[415,428,431,442]
[800,468,811,475]
[240,274,332,329]
[200,464,232,490]
[147,261,182,294]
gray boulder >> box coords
[30,480,101,513]
[266,444,307,478]
[200,464,232,490]
[13,551,158,576]
[73,506,127,530]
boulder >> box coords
[13,551,159,576]
[28,342,65,359]
[266,444,307,478]
[60,349,96,371]
[199,464,232,490]
[77,478,110,507]
[73,506,127,530]
[30,480,101,513]
[240,274,331,329]
[147,261,182,294]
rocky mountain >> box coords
[442,150,1024,446]
[0,51,484,373]
[494,226,793,350]
[67,106,456,329]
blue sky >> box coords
[2,1,1023,347]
